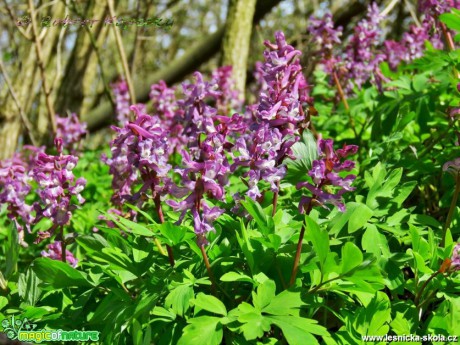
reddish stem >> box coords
[289,201,313,286]
[60,226,66,264]
[200,244,216,295]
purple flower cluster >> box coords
[212,66,242,114]
[0,154,34,246]
[32,138,86,241]
[41,241,78,267]
[105,109,171,208]
[149,81,186,154]
[178,72,222,149]
[307,12,342,75]
[167,133,229,246]
[56,113,87,152]
[112,79,131,126]
[297,138,358,212]
[344,3,385,90]
[232,31,310,199]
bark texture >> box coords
[222,0,257,102]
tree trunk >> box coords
[222,0,257,103]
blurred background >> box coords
[0,0,419,158]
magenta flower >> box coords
[32,138,86,241]
[232,31,311,200]
[41,241,78,267]
[56,113,87,152]
[212,66,242,114]
[105,110,172,209]
[111,79,131,126]
[297,138,358,212]
[0,154,34,246]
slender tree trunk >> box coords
[222,0,257,103]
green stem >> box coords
[414,271,440,307]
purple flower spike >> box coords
[297,138,358,212]
[112,79,132,126]
[41,241,78,267]
[32,139,86,240]
[0,153,34,246]
[56,113,87,152]
[105,113,172,208]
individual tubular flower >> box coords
[112,79,131,126]
[0,154,34,246]
[297,138,358,212]
[41,241,78,267]
[32,138,86,241]
[56,113,87,152]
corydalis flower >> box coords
[212,66,242,114]
[167,132,229,246]
[32,138,86,241]
[41,241,78,267]
[112,79,131,126]
[178,72,221,148]
[0,154,34,246]
[307,12,343,75]
[56,113,87,152]
[297,138,358,212]
[149,80,186,154]
[233,31,311,200]
[344,3,385,91]
[106,109,171,207]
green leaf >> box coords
[347,203,374,233]
[220,272,254,284]
[158,221,187,246]
[103,211,154,237]
[253,280,276,311]
[194,293,227,316]
[305,215,329,269]
[240,198,271,235]
[262,290,304,316]
[236,303,271,340]
[18,269,42,306]
[284,130,317,184]
[31,257,93,288]
[0,296,8,311]
[178,316,223,345]
[341,242,363,274]
[165,284,194,317]
[361,224,390,258]
[267,316,329,345]
[5,222,19,279]
[440,12,460,32]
